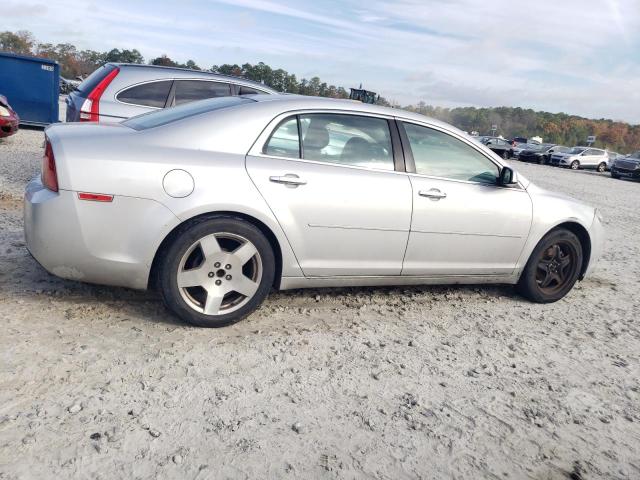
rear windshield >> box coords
[77,64,118,93]
[123,96,254,130]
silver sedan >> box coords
[24,95,604,327]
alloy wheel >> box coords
[177,232,262,315]
[571,160,580,170]
[535,243,577,295]
[597,162,606,172]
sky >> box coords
[4,0,640,123]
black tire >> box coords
[158,216,275,327]
[597,162,606,173]
[516,229,583,303]
[570,160,580,170]
[611,171,620,179]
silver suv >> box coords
[550,147,610,172]
[65,63,277,123]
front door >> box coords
[246,113,412,277]
[398,121,532,276]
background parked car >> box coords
[610,151,640,180]
[511,142,538,159]
[482,136,512,158]
[519,144,570,164]
[550,147,609,171]
[65,63,278,123]
[0,94,19,138]
[59,76,81,95]
[512,136,542,145]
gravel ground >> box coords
[0,127,639,480]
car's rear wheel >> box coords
[597,162,607,172]
[517,229,582,303]
[570,160,580,170]
[158,217,275,327]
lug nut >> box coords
[225,264,232,270]
[215,279,222,286]
[208,272,214,278]
[225,275,232,280]
[214,262,221,268]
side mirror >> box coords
[498,166,518,186]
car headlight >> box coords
[0,106,10,117]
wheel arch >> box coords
[148,211,284,290]
[549,221,592,279]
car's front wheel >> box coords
[158,216,275,327]
[516,228,583,303]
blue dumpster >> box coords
[0,52,60,126]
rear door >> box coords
[398,121,532,276]
[246,112,412,277]
[585,149,605,167]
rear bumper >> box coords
[24,177,181,290]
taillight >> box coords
[42,139,58,192]
[79,67,120,122]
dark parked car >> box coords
[611,152,640,180]
[0,94,19,138]
[519,144,570,164]
[66,63,278,123]
[482,137,512,158]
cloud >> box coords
[4,0,640,122]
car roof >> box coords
[108,63,278,92]
[245,94,462,130]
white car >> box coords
[550,147,610,172]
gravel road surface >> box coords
[0,128,638,479]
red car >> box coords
[0,94,19,138]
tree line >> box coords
[1,30,638,153]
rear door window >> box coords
[174,80,232,105]
[299,113,394,170]
[117,80,172,108]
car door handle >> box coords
[269,174,307,186]
[419,188,447,199]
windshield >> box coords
[568,147,586,154]
[124,96,254,130]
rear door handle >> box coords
[269,174,307,186]
[419,188,447,199]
